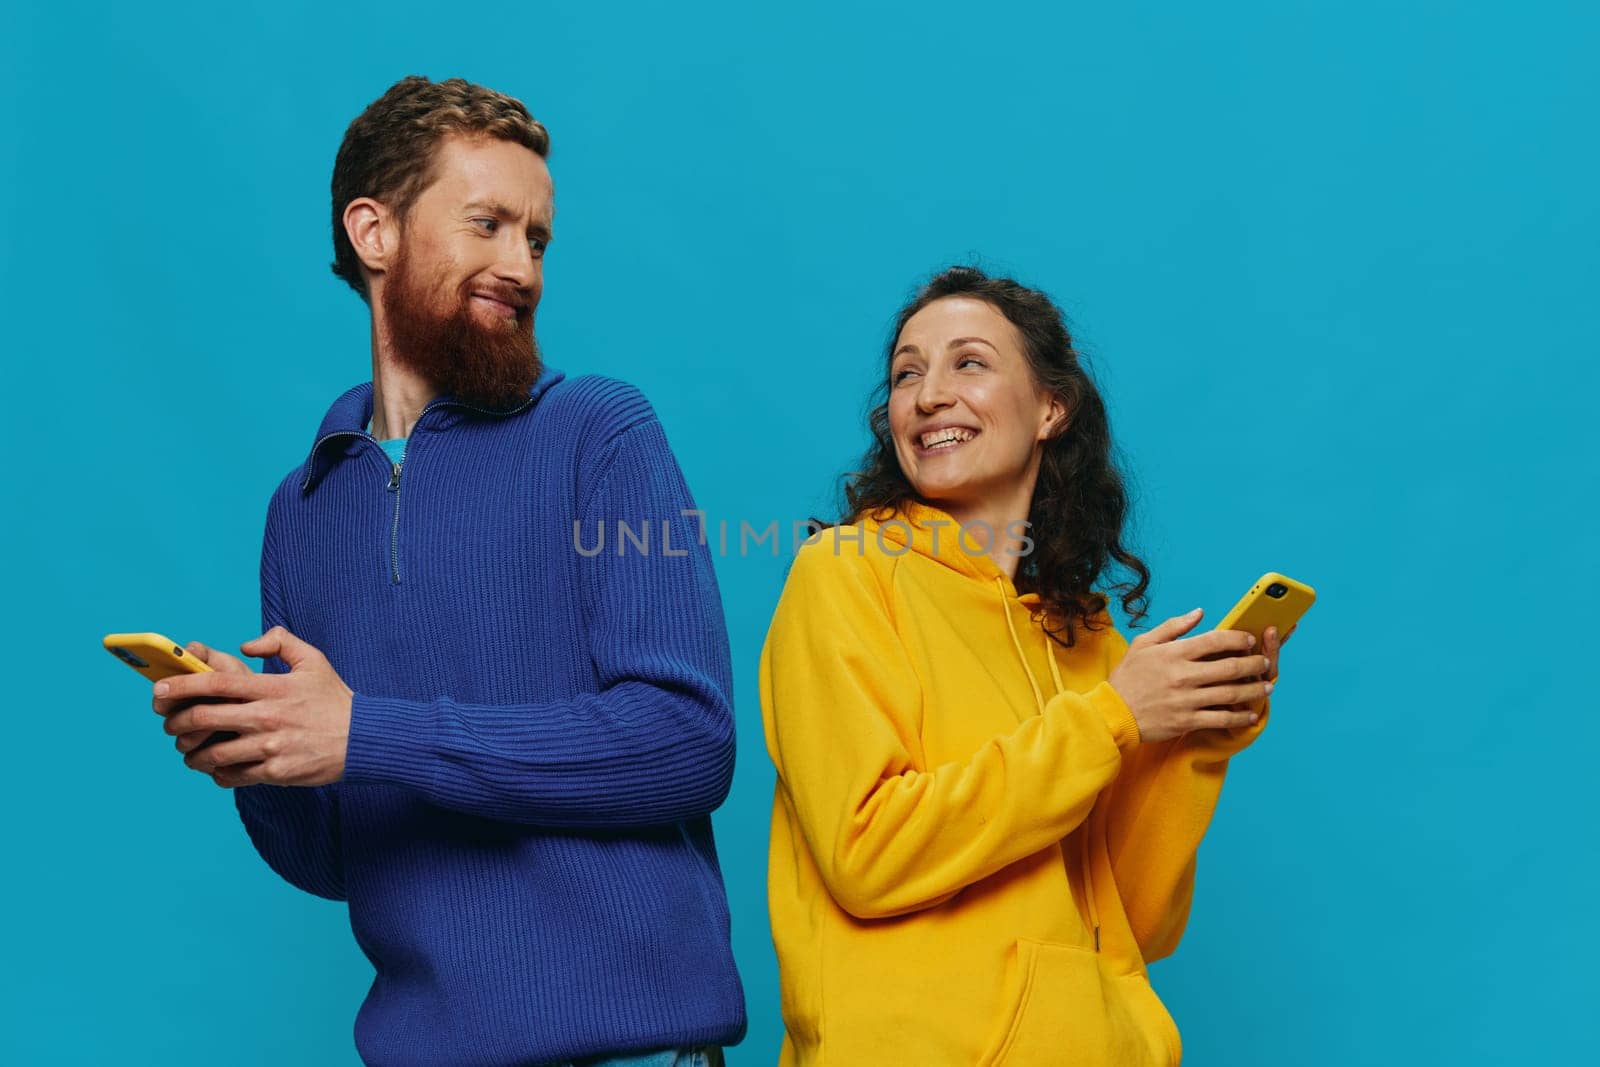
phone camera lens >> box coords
[114,647,150,668]
[1266,583,1288,599]
[172,645,184,657]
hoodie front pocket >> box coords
[979,939,1172,1067]
[978,939,1107,1066]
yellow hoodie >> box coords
[759,501,1268,1066]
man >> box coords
[153,75,745,1067]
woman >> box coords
[759,266,1286,1065]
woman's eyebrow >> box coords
[948,336,1000,354]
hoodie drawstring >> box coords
[999,577,1045,716]
[1043,624,1065,694]
[996,577,1102,952]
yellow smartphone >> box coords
[1215,572,1316,643]
[103,632,215,682]
[104,631,236,749]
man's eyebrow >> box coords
[462,198,515,217]
[462,200,553,240]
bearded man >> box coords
[152,75,744,1067]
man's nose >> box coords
[494,236,537,290]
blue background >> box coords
[4,2,1595,1063]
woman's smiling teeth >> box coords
[919,427,978,451]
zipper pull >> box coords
[1094,925,1101,952]
[386,462,402,491]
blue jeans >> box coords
[565,1048,722,1067]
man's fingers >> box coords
[153,691,225,717]
[153,645,257,715]
[1131,608,1204,649]
[1189,709,1261,731]
[173,730,215,755]
[240,626,326,671]
[185,734,271,774]
[163,700,264,737]
[210,762,267,789]
[155,670,273,707]
[186,641,251,675]
[153,692,203,717]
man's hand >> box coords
[151,640,252,753]
[156,627,353,788]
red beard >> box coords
[380,244,542,411]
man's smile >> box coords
[471,293,520,319]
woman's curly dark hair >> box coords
[840,265,1151,647]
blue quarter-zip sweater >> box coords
[235,366,746,1066]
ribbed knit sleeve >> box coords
[233,482,346,900]
[340,416,737,828]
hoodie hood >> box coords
[863,497,1048,609]
[856,498,1064,709]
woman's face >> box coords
[888,296,1064,514]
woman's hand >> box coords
[1262,624,1289,685]
[1108,608,1275,743]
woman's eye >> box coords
[892,368,918,384]
[958,356,986,369]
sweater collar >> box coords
[300,364,566,491]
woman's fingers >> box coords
[1121,614,1295,741]
[1189,709,1261,731]
[1179,628,1256,661]
[1130,607,1205,649]
[1192,653,1272,685]
[1195,679,1273,708]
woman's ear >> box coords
[1040,393,1071,441]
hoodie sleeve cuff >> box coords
[1086,680,1141,750]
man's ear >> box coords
[344,197,396,279]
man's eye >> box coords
[473,218,498,233]
[529,237,548,256]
